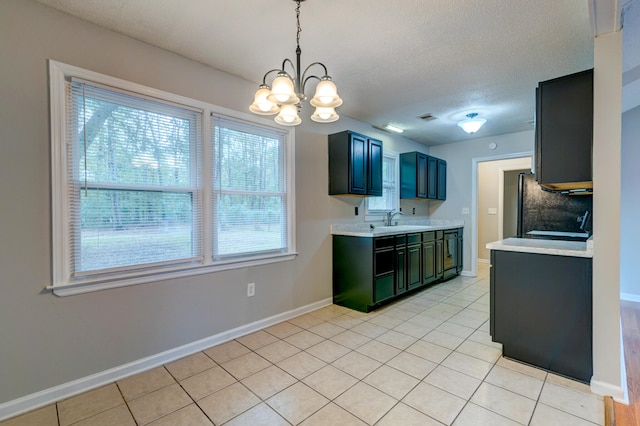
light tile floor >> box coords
[1,263,605,425]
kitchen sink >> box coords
[371,225,433,233]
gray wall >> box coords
[0,0,433,405]
[621,104,640,298]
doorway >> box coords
[471,154,532,270]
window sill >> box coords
[47,252,298,297]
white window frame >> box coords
[365,149,400,221]
[48,60,296,296]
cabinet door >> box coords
[417,154,428,198]
[368,138,383,196]
[349,133,368,195]
[395,246,406,294]
[437,159,447,200]
[407,243,422,289]
[374,275,395,303]
[427,156,438,199]
[422,240,436,284]
[436,239,443,278]
[536,69,593,186]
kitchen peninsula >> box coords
[486,237,593,383]
[331,221,463,312]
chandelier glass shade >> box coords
[249,0,342,126]
[457,113,487,134]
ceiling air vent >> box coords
[419,113,437,121]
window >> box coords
[366,152,399,214]
[49,61,295,295]
[211,115,289,259]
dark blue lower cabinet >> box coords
[333,229,462,312]
[490,249,593,383]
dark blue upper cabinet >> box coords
[535,68,593,192]
[367,138,383,196]
[401,152,446,200]
[437,159,447,200]
[349,133,368,195]
[427,156,438,199]
[329,131,383,196]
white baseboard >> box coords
[460,270,475,277]
[590,379,628,404]
[477,258,490,264]
[620,292,640,303]
[0,298,332,422]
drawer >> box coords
[423,231,436,242]
[374,248,395,276]
[374,236,395,250]
[407,233,421,244]
[395,235,406,246]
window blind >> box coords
[211,114,289,259]
[66,79,202,277]
[368,155,397,212]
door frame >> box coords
[470,151,533,277]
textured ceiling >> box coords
[33,0,618,145]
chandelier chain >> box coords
[296,0,301,50]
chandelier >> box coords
[249,0,342,126]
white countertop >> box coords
[486,237,593,258]
[331,220,464,237]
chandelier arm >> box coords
[280,58,299,87]
[301,62,329,82]
[301,75,321,94]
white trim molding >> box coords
[0,298,332,422]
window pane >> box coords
[68,81,201,276]
[73,83,196,188]
[75,190,198,273]
[368,155,397,212]
[212,115,288,258]
[214,127,282,192]
[215,194,285,256]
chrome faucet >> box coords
[385,209,404,226]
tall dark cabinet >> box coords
[535,69,593,192]
[329,131,383,196]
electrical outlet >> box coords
[247,282,255,297]
[462,207,470,215]
[412,207,416,215]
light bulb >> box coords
[281,105,297,122]
[310,106,339,123]
[268,74,298,105]
[275,104,301,126]
[310,78,342,108]
[250,86,279,115]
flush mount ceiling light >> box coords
[457,113,487,134]
[249,0,342,126]
[383,124,404,133]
